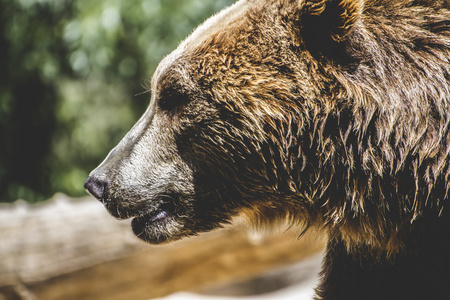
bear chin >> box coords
[129,204,188,244]
[131,214,179,244]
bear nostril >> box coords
[84,176,107,201]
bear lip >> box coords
[104,192,178,221]
[132,202,175,224]
[130,205,176,243]
[147,209,170,222]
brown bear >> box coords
[84,0,450,299]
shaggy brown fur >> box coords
[85,0,450,299]
[185,0,450,250]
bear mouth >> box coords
[132,202,174,225]
[130,201,178,243]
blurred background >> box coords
[0,0,324,299]
[0,0,237,203]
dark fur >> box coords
[86,0,450,299]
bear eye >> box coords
[158,89,190,112]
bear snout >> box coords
[84,175,108,202]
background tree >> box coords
[0,0,235,202]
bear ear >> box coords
[301,0,364,59]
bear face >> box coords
[85,0,317,244]
[85,0,450,255]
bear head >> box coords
[85,0,450,252]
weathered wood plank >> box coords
[0,195,325,300]
[0,194,147,286]
[26,230,324,300]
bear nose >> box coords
[84,175,108,201]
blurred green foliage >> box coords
[0,0,235,202]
